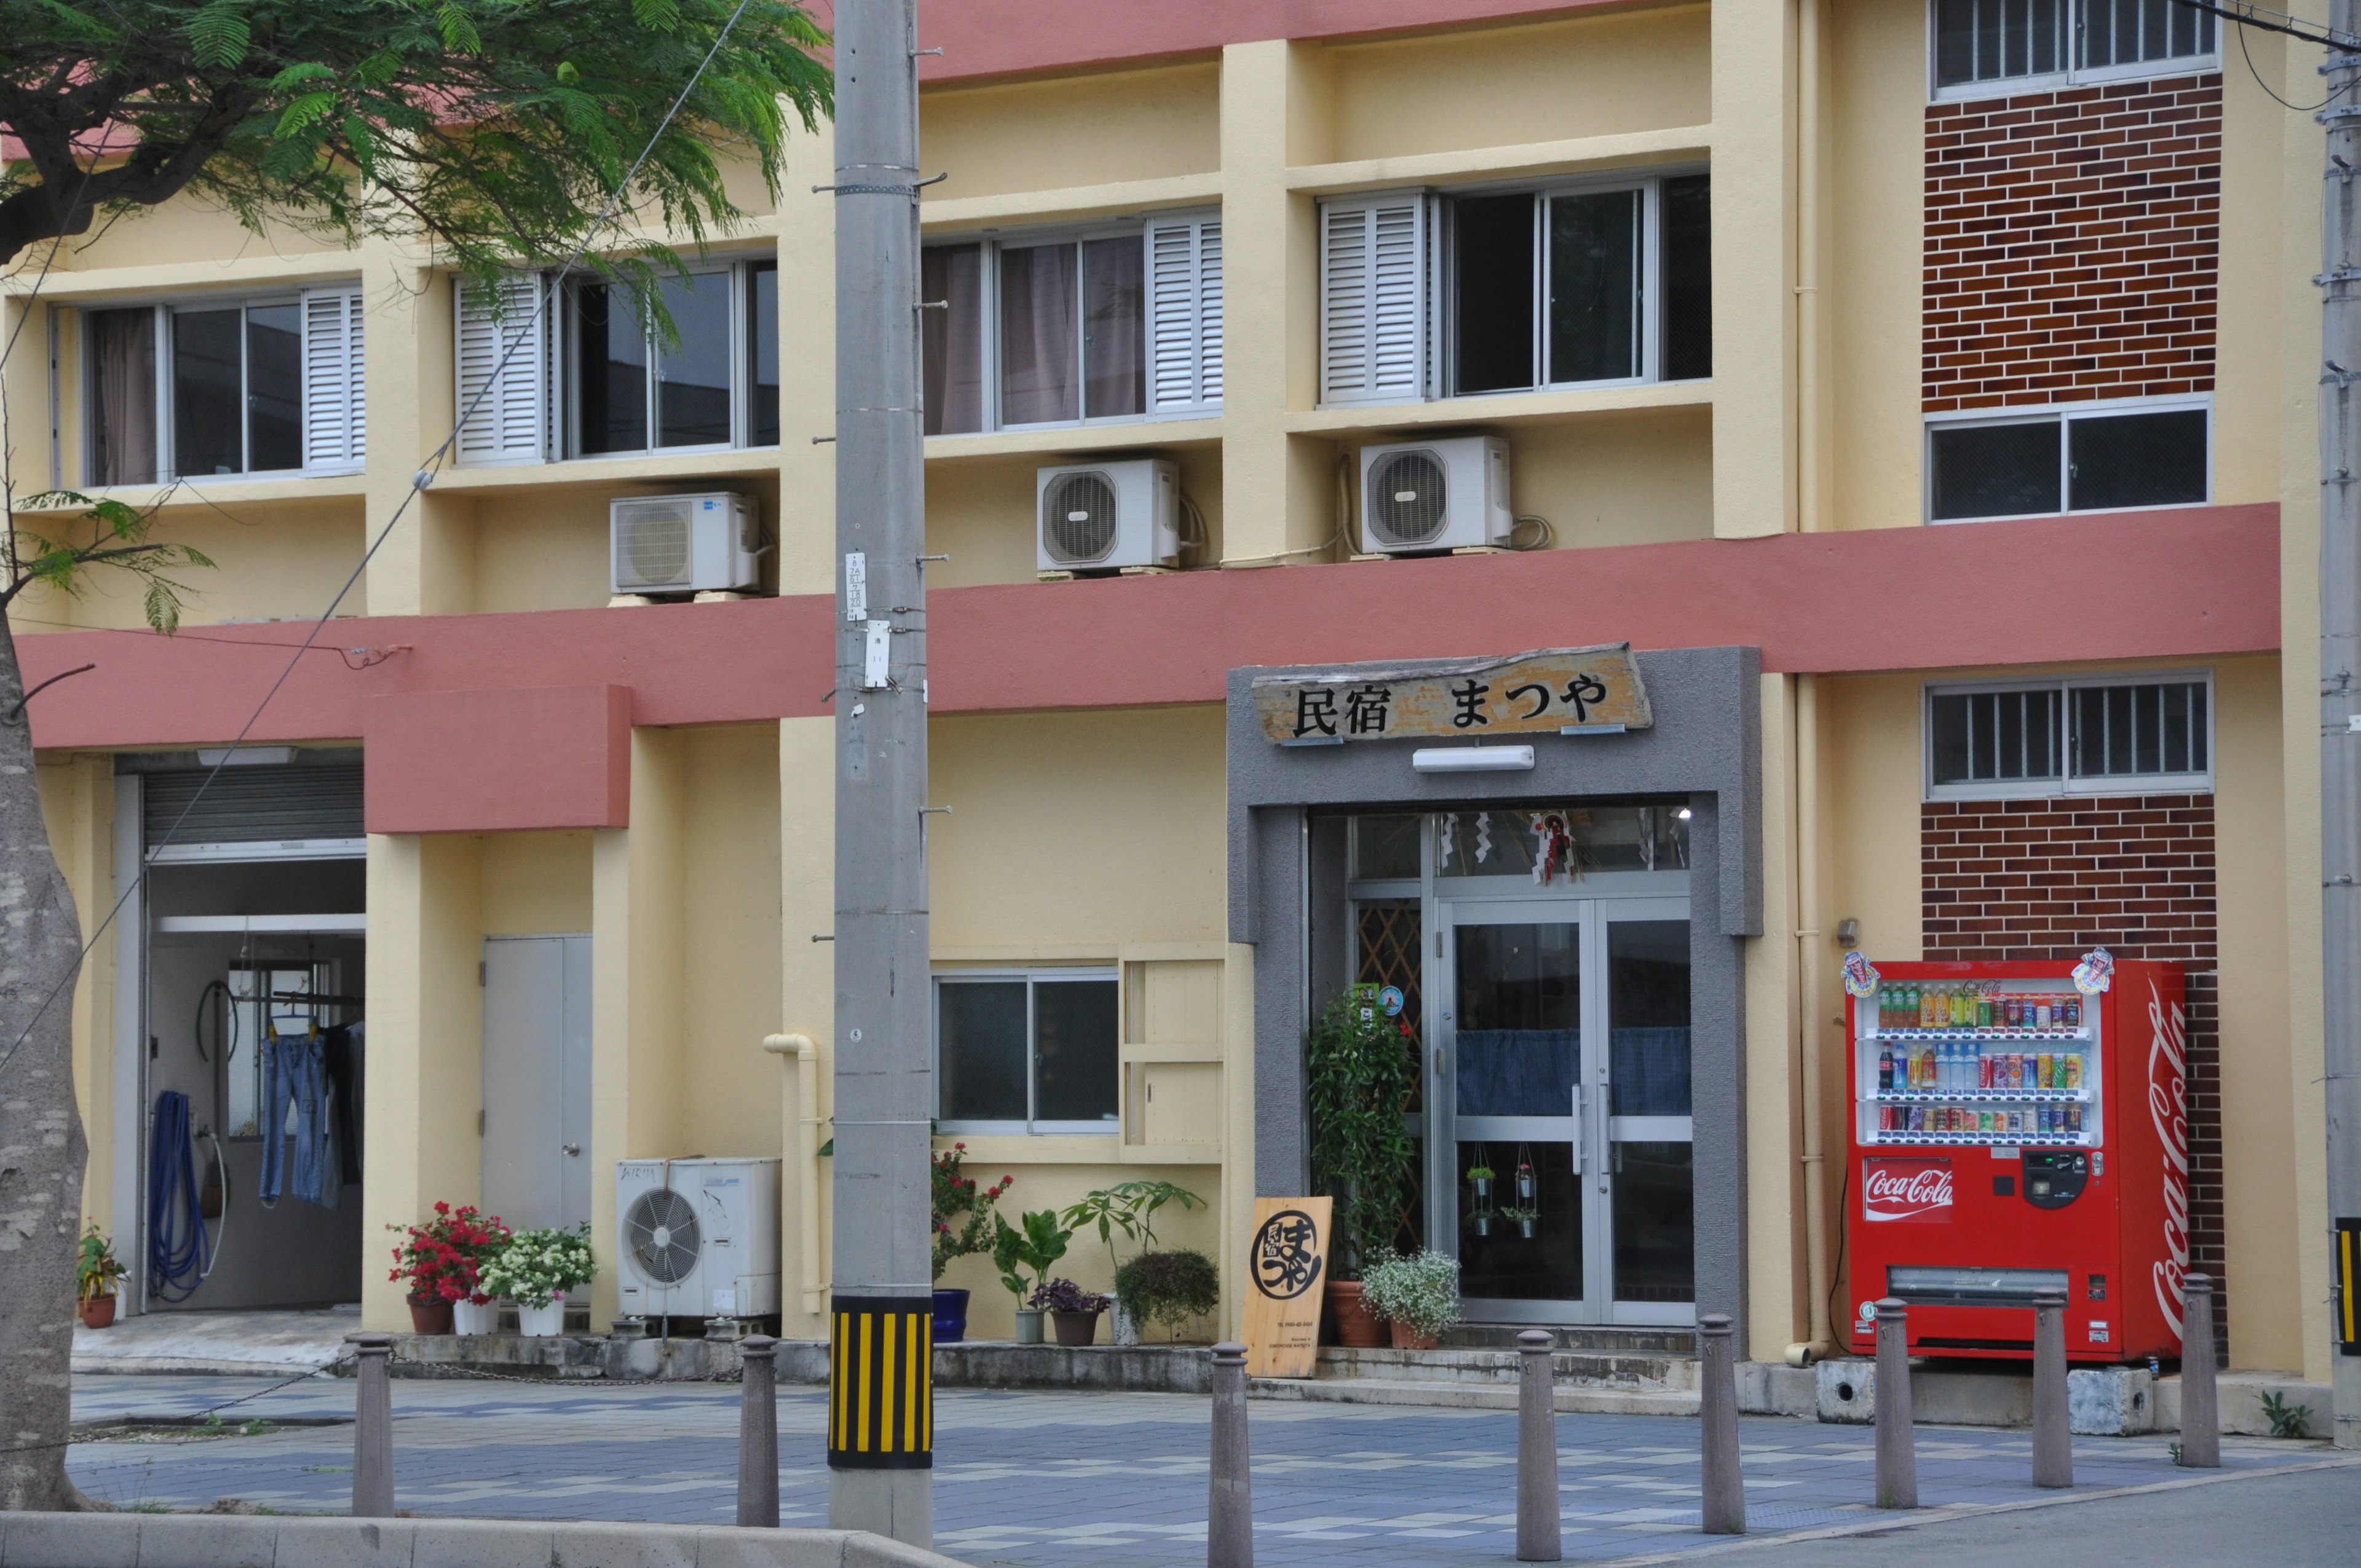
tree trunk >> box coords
[0,606,94,1511]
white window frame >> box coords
[1922,669,2215,801]
[78,284,368,485]
[559,259,775,460]
[1318,166,1707,411]
[1928,0,2220,104]
[922,207,1224,437]
[1921,393,2212,525]
[932,967,1122,1135]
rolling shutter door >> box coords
[142,764,365,853]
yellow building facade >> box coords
[17,0,2328,1383]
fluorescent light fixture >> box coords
[1411,745,1535,774]
[197,746,297,767]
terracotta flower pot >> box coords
[1326,1280,1385,1348]
[1388,1319,1438,1352]
[81,1294,117,1330]
[1050,1309,1101,1347]
[407,1294,454,1334]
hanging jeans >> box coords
[260,1027,338,1208]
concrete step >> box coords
[1252,1374,1700,1416]
[1440,1323,1697,1355]
[1315,1344,1698,1393]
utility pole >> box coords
[2324,0,2361,1451]
[827,0,936,1537]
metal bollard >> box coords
[2178,1273,2220,1468]
[349,1332,394,1518]
[2031,1289,2073,1488]
[1516,1329,1561,1562]
[738,1334,781,1527]
[1697,1314,1744,1534]
[1208,1342,1252,1568]
[1873,1299,1917,1509]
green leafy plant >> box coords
[1061,1181,1204,1277]
[2257,1388,2313,1439]
[478,1223,598,1310]
[989,1210,1072,1305]
[1307,984,1420,1280]
[12,494,214,633]
[1113,1249,1222,1340]
[1464,1166,1495,1182]
[1029,1278,1107,1315]
[1359,1249,1463,1342]
[931,1142,1013,1282]
[1498,1205,1540,1226]
[77,1221,126,1305]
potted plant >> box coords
[1466,1163,1496,1205]
[1361,1248,1463,1352]
[1062,1179,1203,1345]
[1307,985,1418,1348]
[931,1142,1011,1345]
[1032,1278,1108,1347]
[387,1203,477,1332]
[445,1206,511,1335]
[1112,1248,1220,1343]
[480,1223,598,1336]
[1500,1205,1540,1240]
[991,1209,1071,1345]
[77,1222,126,1329]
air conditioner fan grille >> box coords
[625,1186,702,1285]
[1367,450,1450,546]
[1042,472,1120,564]
[617,505,694,588]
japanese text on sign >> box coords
[1253,646,1651,744]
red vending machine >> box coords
[1843,957,2188,1363]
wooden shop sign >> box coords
[1240,1196,1333,1379]
[1254,644,1652,745]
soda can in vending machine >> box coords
[2067,1106,2083,1136]
[2038,1105,2055,1139]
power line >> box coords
[0,0,765,1080]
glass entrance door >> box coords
[1439,897,1694,1324]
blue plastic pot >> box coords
[931,1287,970,1344]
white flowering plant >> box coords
[478,1224,598,1310]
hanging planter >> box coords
[1513,1146,1537,1208]
[1467,1213,1494,1238]
[1500,1206,1539,1240]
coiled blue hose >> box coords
[147,1091,210,1302]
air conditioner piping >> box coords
[763,1032,829,1314]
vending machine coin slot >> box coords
[2022,1149,2089,1210]
[1993,1175,2015,1197]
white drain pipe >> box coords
[764,1033,829,1316]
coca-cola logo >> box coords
[1863,1158,1955,1222]
[2147,981,2191,1339]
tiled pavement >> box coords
[67,1372,2347,1566]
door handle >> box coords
[563,1143,580,1157]
[1573,1085,1588,1175]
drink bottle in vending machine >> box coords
[1843,959,2188,1363]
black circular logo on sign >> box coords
[1251,1209,1324,1300]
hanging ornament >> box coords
[1474,811,1494,865]
[2072,946,2115,995]
[1529,812,1573,886]
[1440,812,1458,870]
[1841,950,1881,999]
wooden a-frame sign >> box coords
[1240,1195,1334,1378]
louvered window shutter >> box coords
[301,288,365,470]
[454,273,550,465]
[1319,194,1431,407]
[1147,212,1222,415]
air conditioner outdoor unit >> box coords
[615,1157,781,1321]
[610,492,762,596]
[1036,459,1180,572]
[1358,436,1513,555]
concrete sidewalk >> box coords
[73,1307,359,1377]
[65,1372,2351,1566]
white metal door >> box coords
[481,935,593,1230]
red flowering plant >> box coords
[387,1203,513,1305]
[931,1142,1013,1283]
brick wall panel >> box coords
[1923,76,2220,413]
[1920,793,2226,1354]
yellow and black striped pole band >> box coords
[2338,1218,2361,1357]
[828,1296,933,1470]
